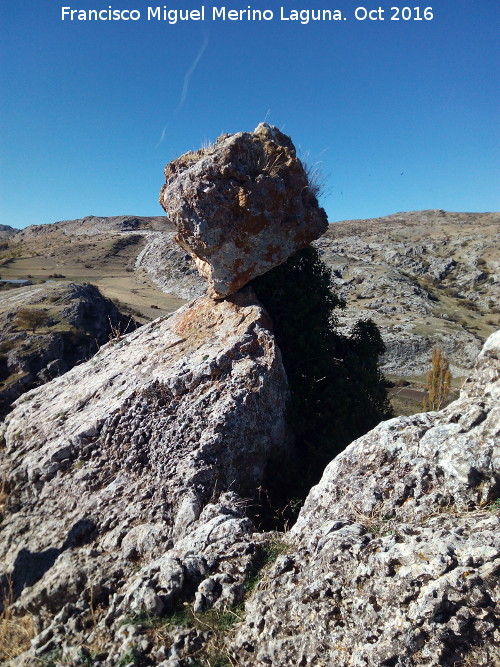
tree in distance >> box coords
[14,308,51,333]
[423,347,452,411]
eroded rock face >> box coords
[135,231,205,300]
[0,289,288,657]
[159,123,328,298]
[0,282,137,418]
[233,330,500,666]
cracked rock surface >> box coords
[233,331,500,666]
[0,288,288,664]
[159,123,328,298]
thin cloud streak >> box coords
[155,125,167,148]
[175,32,209,115]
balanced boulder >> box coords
[159,123,328,298]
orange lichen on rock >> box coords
[159,123,328,298]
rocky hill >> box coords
[13,216,169,239]
[0,226,19,241]
[1,218,184,322]
[0,282,138,418]
[0,124,498,666]
[319,210,499,378]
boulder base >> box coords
[0,288,288,633]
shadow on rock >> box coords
[0,518,97,609]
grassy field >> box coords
[0,233,186,322]
[387,372,462,417]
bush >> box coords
[251,246,392,494]
[14,308,50,332]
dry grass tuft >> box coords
[300,153,326,200]
[0,475,7,519]
[0,575,35,662]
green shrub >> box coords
[251,246,392,495]
[14,308,50,332]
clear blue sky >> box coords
[1,1,498,229]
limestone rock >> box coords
[159,123,328,298]
[0,281,136,418]
[135,231,205,300]
[233,330,500,666]
[0,288,288,647]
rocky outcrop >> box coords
[12,216,170,240]
[159,123,328,298]
[0,225,19,240]
[4,326,496,666]
[316,210,500,376]
[135,232,205,300]
[233,330,500,666]
[0,282,136,418]
[0,288,288,663]
[1,130,497,666]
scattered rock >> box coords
[13,215,169,240]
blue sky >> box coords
[1,0,498,228]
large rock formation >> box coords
[2,124,497,666]
[0,288,288,663]
[4,328,497,666]
[233,330,500,666]
[159,123,328,298]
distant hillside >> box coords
[16,215,172,238]
[1,210,498,383]
[1,215,183,322]
[316,210,499,378]
[0,224,20,240]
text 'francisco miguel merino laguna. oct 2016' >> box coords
[60,5,435,25]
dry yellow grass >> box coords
[0,576,35,662]
[1,230,186,323]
